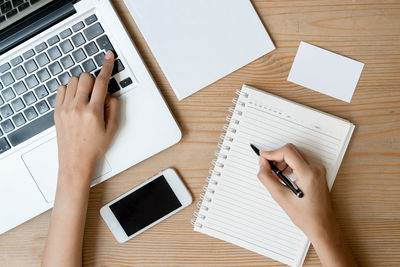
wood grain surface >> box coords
[1,0,400,266]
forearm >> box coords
[309,218,357,267]
[42,168,93,267]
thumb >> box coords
[257,157,288,201]
[104,95,119,137]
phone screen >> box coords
[109,175,182,236]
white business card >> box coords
[288,41,364,103]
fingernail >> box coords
[105,50,113,59]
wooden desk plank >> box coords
[1,0,399,266]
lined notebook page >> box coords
[193,85,354,267]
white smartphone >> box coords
[100,168,192,243]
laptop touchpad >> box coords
[21,138,111,203]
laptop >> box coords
[0,0,182,235]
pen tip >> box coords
[250,144,260,156]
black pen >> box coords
[250,144,304,198]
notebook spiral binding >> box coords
[191,89,249,228]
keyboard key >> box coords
[2,87,16,101]
[11,98,25,112]
[84,14,97,25]
[35,100,49,114]
[31,0,41,5]
[59,39,74,54]
[12,113,26,127]
[13,81,27,95]
[0,104,13,118]
[72,48,86,63]
[0,137,11,154]
[84,42,98,56]
[12,0,23,7]
[1,119,14,134]
[34,42,47,53]
[36,52,50,67]
[82,59,96,72]
[47,35,60,46]
[12,65,26,80]
[60,55,74,69]
[12,66,26,80]
[83,22,104,41]
[36,68,50,82]
[34,85,48,99]
[25,74,39,89]
[17,1,29,11]
[71,33,86,47]
[112,59,125,76]
[1,1,11,14]
[10,56,23,67]
[96,35,117,57]
[47,94,56,108]
[46,78,59,93]
[24,59,38,73]
[48,61,62,76]
[0,15,5,23]
[59,28,72,39]
[120,77,133,88]
[8,110,54,147]
[0,95,3,106]
[22,49,35,60]
[70,65,83,77]
[6,8,17,18]
[24,106,38,121]
[93,52,105,67]
[58,72,70,85]
[72,21,84,32]
[48,46,62,60]
[23,91,37,105]
[108,78,120,94]
[1,72,14,86]
[0,63,10,73]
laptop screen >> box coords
[0,0,54,32]
[0,0,75,54]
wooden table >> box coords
[1,0,399,266]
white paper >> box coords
[288,42,364,103]
[124,0,275,100]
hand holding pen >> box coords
[251,143,357,266]
[251,144,304,198]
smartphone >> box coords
[100,168,192,243]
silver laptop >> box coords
[0,0,182,235]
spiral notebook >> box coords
[192,85,355,266]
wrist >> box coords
[58,164,95,188]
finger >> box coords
[257,157,288,201]
[104,95,119,137]
[282,166,293,177]
[260,143,311,177]
[55,85,66,107]
[75,73,95,104]
[275,161,288,172]
[64,76,79,103]
[91,51,114,107]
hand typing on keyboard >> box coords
[54,50,119,180]
[43,51,119,267]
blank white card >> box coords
[288,42,364,103]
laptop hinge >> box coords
[0,0,76,55]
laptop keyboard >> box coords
[0,0,32,23]
[0,14,134,155]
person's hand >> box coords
[257,143,333,240]
[54,51,119,182]
[257,143,358,266]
